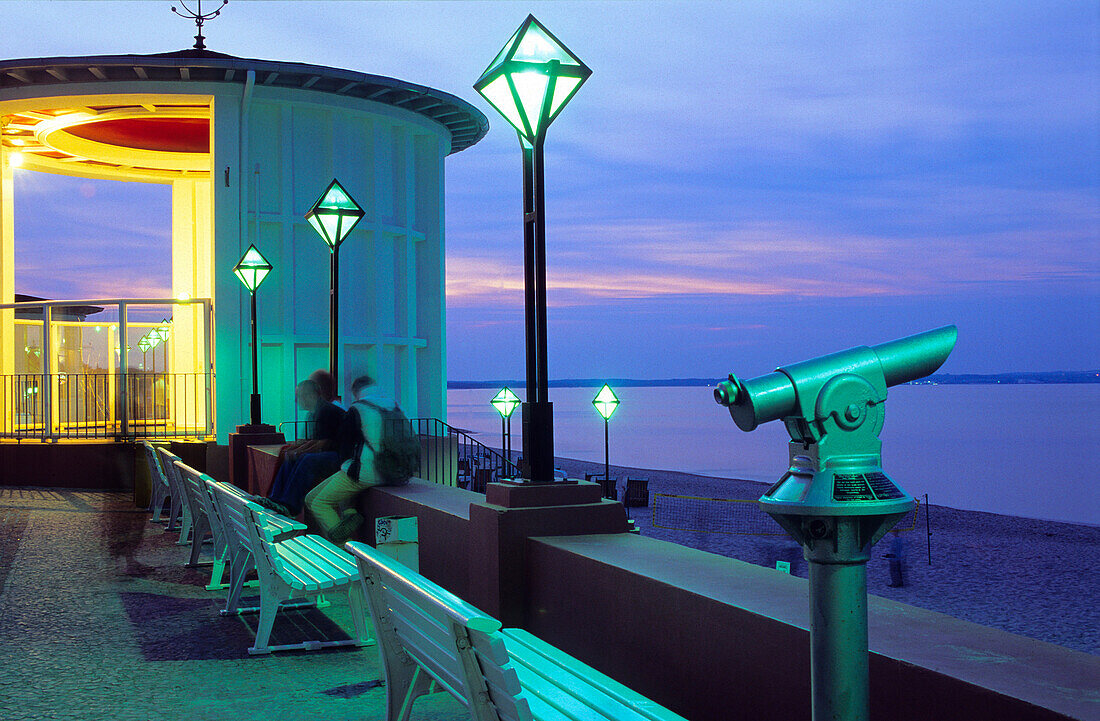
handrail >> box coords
[271,415,518,491]
[409,417,519,491]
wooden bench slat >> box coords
[270,545,328,591]
[503,629,687,721]
[350,540,499,632]
[277,537,348,582]
[389,626,469,697]
[297,535,358,574]
[272,536,350,590]
[380,583,528,721]
[348,541,685,721]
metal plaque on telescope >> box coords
[833,473,875,502]
[865,472,905,500]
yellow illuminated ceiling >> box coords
[1,100,211,182]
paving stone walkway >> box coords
[0,489,467,721]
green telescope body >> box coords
[715,325,957,434]
[714,326,957,721]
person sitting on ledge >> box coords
[305,375,417,544]
[257,378,346,517]
[308,368,340,407]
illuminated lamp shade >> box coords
[592,383,620,420]
[143,330,161,350]
[137,337,151,353]
[491,386,521,419]
[154,318,172,343]
[304,179,364,250]
[474,14,591,144]
[233,244,273,293]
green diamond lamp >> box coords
[233,244,273,425]
[305,178,364,396]
[474,15,591,482]
[233,243,272,292]
[592,384,619,494]
[474,15,592,145]
[491,387,521,466]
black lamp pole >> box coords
[249,288,261,425]
[329,245,339,393]
[520,138,555,482]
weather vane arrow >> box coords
[171,0,228,51]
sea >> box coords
[447,383,1100,526]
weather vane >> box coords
[171,0,228,51]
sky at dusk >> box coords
[6,1,1098,380]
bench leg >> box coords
[176,505,193,546]
[222,550,252,616]
[166,493,181,532]
[187,518,210,567]
[149,487,168,522]
[248,593,281,655]
[347,583,375,647]
[390,665,434,721]
[205,552,228,591]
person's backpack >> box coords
[348,400,420,486]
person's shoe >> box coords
[254,496,293,517]
[329,509,364,546]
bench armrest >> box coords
[501,628,688,721]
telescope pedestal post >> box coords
[808,554,869,721]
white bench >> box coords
[347,541,688,721]
[174,462,232,589]
[205,478,307,614]
[140,441,171,523]
[207,481,373,655]
[155,447,191,542]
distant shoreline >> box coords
[448,370,1100,389]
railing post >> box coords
[118,302,128,439]
[203,299,213,438]
[40,305,51,441]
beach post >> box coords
[714,325,957,721]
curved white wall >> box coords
[215,83,450,437]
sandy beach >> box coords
[553,456,1100,656]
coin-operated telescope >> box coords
[714,325,957,721]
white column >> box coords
[1,149,14,377]
[171,178,213,433]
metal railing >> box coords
[278,419,312,442]
[1,296,214,442]
[652,493,922,536]
[274,415,516,491]
[0,372,213,441]
[409,417,518,491]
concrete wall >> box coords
[353,481,1095,721]
[0,442,135,489]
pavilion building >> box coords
[0,48,487,441]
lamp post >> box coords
[155,318,172,378]
[592,384,620,496]
[138,336,151,371]
[490,386,521,466]
[475,15,591,482]
[305,179,364,396]
[233,244,273,426]
[154,319,172,422]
